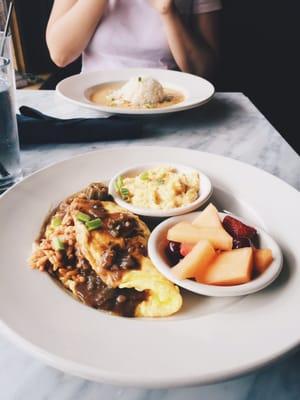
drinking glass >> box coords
[0,54,22,192]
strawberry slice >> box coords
[232,237,253,249]
[180,243,194,257]
[223,216,257,240]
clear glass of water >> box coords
[0,55,22,193]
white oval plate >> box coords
[56,68,215,115]
[0,146,299,389]
[108,162,212,217]
[148,212,283,296]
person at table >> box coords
[46,0,221,79]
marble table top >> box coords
[1,90,299,400]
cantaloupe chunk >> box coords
[196,247,253,285]
[192,203,222,228]
[172,240,216,280]
[254,248,273,275]
[167,222,233,251]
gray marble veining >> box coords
[18,91,300,189]
[1,91,299,400]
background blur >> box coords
[1,0,299,153]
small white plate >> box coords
[56,68,215,116]
[148,212,283,297]
[108,162,212,217]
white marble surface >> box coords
[1,91,300,400]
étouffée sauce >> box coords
[89,82,185,109]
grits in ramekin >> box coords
[117,166,200,210]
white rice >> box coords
[107,76,165,107]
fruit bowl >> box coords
[148,211,283,297]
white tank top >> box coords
[83,0,222,72]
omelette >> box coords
[29,183,182,317]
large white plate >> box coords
[0,146,299,388]
[56,68,215,115]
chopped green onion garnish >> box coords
[120,187,130,201]
[51,216,62,228]
[76,211,91,223]
[120,187,129,196]
[115,175,124,192]
[52,237,65,251]
[140,172,149,181]
[85,218,103,231]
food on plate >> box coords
[196,247,253,285]
[254,248,273,274]
[180,243,194,257]
[165,203,274,286]
[29,183,182,318]
[223,215,257,242]
[192,203,222,228]
[172,240,216,280]
[115,166,199,210]
[167,222,233,250]
[108,76,164,106]
[223,215,259,248]
[232,237,253,249]
[165,240,182,265]
[90,76,185,109]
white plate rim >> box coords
[0,317,299,388]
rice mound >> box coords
[108,76,165,106]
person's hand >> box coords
[148,0,175,15]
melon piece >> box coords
[196,247,253,285]
[180,243,194,257]
[172,240,216,280]
[192,203,222,228]
[254,248,273,274]
[167,222,233,251]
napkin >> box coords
[17,106,143,145]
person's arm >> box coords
[149,0,220,78]
[46,0,108,68]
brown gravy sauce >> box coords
[76,275,148,318]
[49,263,148,318]
[44,184,149,317]
[89,81,185,109]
